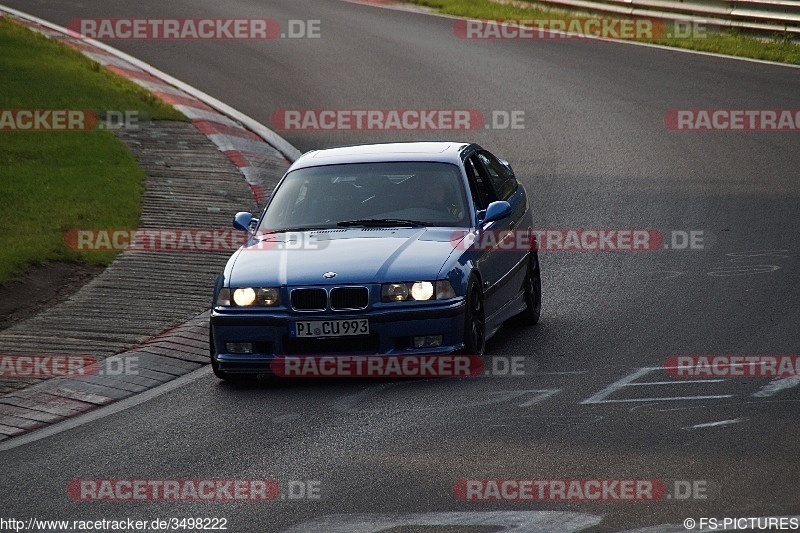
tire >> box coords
[463,275,486,357]
[210,329,228,380]
[211,357,228,380]
[510,252,541,326]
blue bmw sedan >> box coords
[210,142,540,380]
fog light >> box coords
[226,342,254,354]
[413,335,442,348]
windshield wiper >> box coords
[259,226,330,235]
[337,218,427,228]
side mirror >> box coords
[233,211,258,233]
[480,201,512,226]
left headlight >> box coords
[217,287,281,307]
[381,281,456,302]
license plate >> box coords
[291,318,369,338]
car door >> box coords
[465,152,521,317]
[473,150,527,313]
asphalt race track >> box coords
[1,0,799,531]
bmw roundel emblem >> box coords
[323,271,337,279]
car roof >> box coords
[288,142,476,171]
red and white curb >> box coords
[0,314,210,442]
[0,4,302,205]
[0,4,302,439]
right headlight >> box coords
[233,287,256,306]
[380,281,456,302]
[218,287,281,307]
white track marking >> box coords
[581,367,733,404]
[682,418,746,430]
[752,376,800,398]
[333,382,560,413]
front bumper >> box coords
[210,298,466,374]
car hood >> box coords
[227,227,461,287]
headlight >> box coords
[382,283,409,302]
[224,287,281,306]
[410,281,434,301]
[257,287,280,306]
[233,287,256,306]
[381,281,456,302]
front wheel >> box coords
[210,329,226,379]
[510,252,541,326]
[462,276,486,357]
[211,357,228,380]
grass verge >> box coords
[0,17,185,285]
[404,0,800,65]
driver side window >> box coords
[465,155,497,209]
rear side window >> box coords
[477,152,518,201]
[465,155,496,209]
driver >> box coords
[420,174,460,218]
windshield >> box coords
[257,162,470,232]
